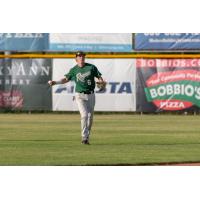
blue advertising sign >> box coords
[0,33,49,51]
[135,33,200,50]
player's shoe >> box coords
[85,139,90,145]
[81,139,90,145]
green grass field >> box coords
[0,113,200,165]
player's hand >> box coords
[48,80,56,86]
[96,81,107,91]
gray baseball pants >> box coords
[75,92,95,141]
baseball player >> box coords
[48,51,105,145]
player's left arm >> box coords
[93,65,106,87]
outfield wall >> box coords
[1,57,200,112]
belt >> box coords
[80,91,94,94]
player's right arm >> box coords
[48,77,69,86]
[49,67,74,86]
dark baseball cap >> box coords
[75,51,86,57]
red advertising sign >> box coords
[137,59,200,112]
[0,91,23,108]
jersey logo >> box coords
[76,71,91,82]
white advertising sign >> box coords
[53,59,136,111]
[50,33,132,52]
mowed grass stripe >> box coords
[0,114,200,165]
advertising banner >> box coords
[49,33,132,52]
[0,33,49,51]
[0,59,52,110]
[53,59,136,111]
[135,33,200,50]
[136,59,200,112]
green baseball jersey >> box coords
[65,63,102,92]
